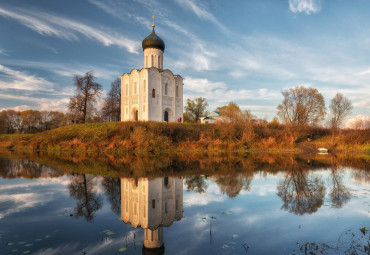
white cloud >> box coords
[343,115,370,129]
[184,77,279,103]
[0,65,73,112]
[0,65,55,92]
[185,77,226,93]
[289,0,321,14]
[0,104,32,112]
[0,6,140,53]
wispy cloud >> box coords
[184,76,280,113]
[0,6,140,53]
[0,65,72,111]
[289,0,321,15]
[175,0,228,33]
[0,65,55,91]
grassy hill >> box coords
[0,121,369,153]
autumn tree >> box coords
[329,93,352,130]
[277,86,326,126]
[184,97,208,123]
[101,78,121,122]
[21,110,42,133]
[40,111,66,131]
[68,71,102,123]
[217,102,253,123]
[0,111,7,133]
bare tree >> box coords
[68,71,102,123]
[101,78,121,122]
[277,86,326,125]
[329,93,352,130]
[184,97,208,123]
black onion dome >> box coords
[142,28,165,52]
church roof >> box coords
[142,28,165,52]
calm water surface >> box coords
[0,153,369,255]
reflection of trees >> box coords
[185,175,208,193]
[102,177,121,215]
[215,173,253,198]
[69,174,102,221]
[329,167,351,208]
[277,168,325,215]
[352,170,370,184]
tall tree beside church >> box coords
[68,71,102,123]
[101,78,121,122]
[184,97,208,123]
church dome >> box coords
[142,28,165,52]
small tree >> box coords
[184,97,208,123]
[68,71,102,123]
[217,102,252,123]
[277,86,326,126]
[101,78,121,122]
[329,93,352,130]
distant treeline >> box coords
[0,109,67,134]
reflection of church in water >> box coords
[120,177,183,254]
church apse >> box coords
[120,177,183,253]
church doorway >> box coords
[164,111,169,122]
[132,108,139,121]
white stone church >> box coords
[120,17,183,122]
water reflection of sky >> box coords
[0,159,368,254]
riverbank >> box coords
[0,121,369,153]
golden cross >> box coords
[152,14,155,28]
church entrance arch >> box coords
[163,108,172,122]
[132,108,139,121]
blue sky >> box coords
[0,0,369,121]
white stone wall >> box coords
[120,47,183,123]
[144,48,163,69]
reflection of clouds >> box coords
[0,192,53,219]
[0,178,70,191]
[184,192,225,206]
[184,182,225,206]
[33,243,79,255]
[61,229,140,255]
[0,177,70,219]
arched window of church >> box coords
[165,83,168,95]
[152,89,155,98]
[151,55,154,67]
[143,80,146,92]
[176,86,179,97]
